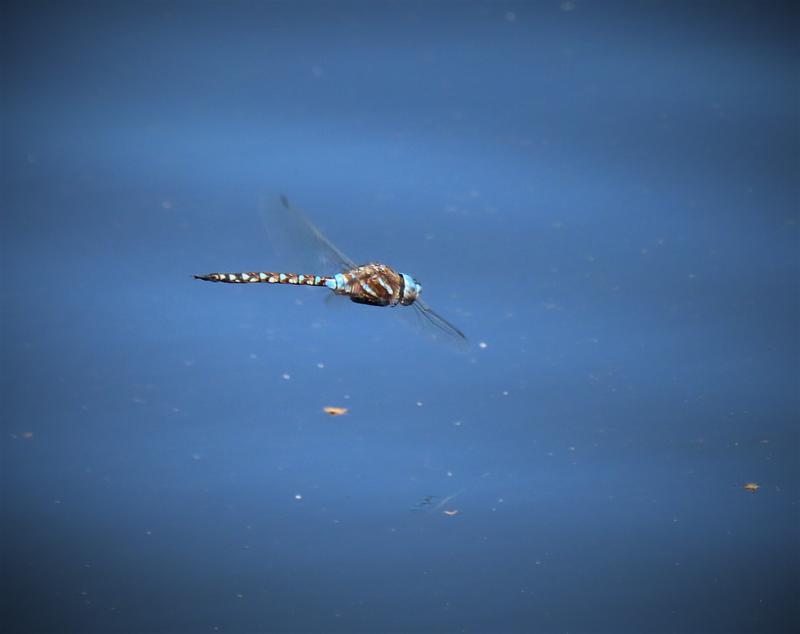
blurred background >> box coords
[1,1,798,632]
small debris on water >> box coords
[443,510,459,516]
[743,482,760,493]
[323,406,348,416]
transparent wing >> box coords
[412,298,469,350]
[260,195,356,274]
[261,195,468,349]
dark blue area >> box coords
[2,1,798,632]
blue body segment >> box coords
[326,273,346,291]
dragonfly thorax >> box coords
[331,263,421,307]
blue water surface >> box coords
[2,1,798,632]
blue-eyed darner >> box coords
[194,196,467,347]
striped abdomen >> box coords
[194,272,332,286]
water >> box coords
[2,1,798,632]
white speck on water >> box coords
[478,341,488,349]
[447,470,454,477]
[416,401,424,407]
[316,362,325,369]
[249,353,258,360]
[453,421,463,427]
[294,494,303,500]
[281,373,291,380]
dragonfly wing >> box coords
[411,298,469,350]
[260,196,357,274]
[259,195,468,348]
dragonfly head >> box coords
[400,273,422,306]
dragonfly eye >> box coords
[400,273,421,305]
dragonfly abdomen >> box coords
[194,272,332,286]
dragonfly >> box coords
[194,196,467,347]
